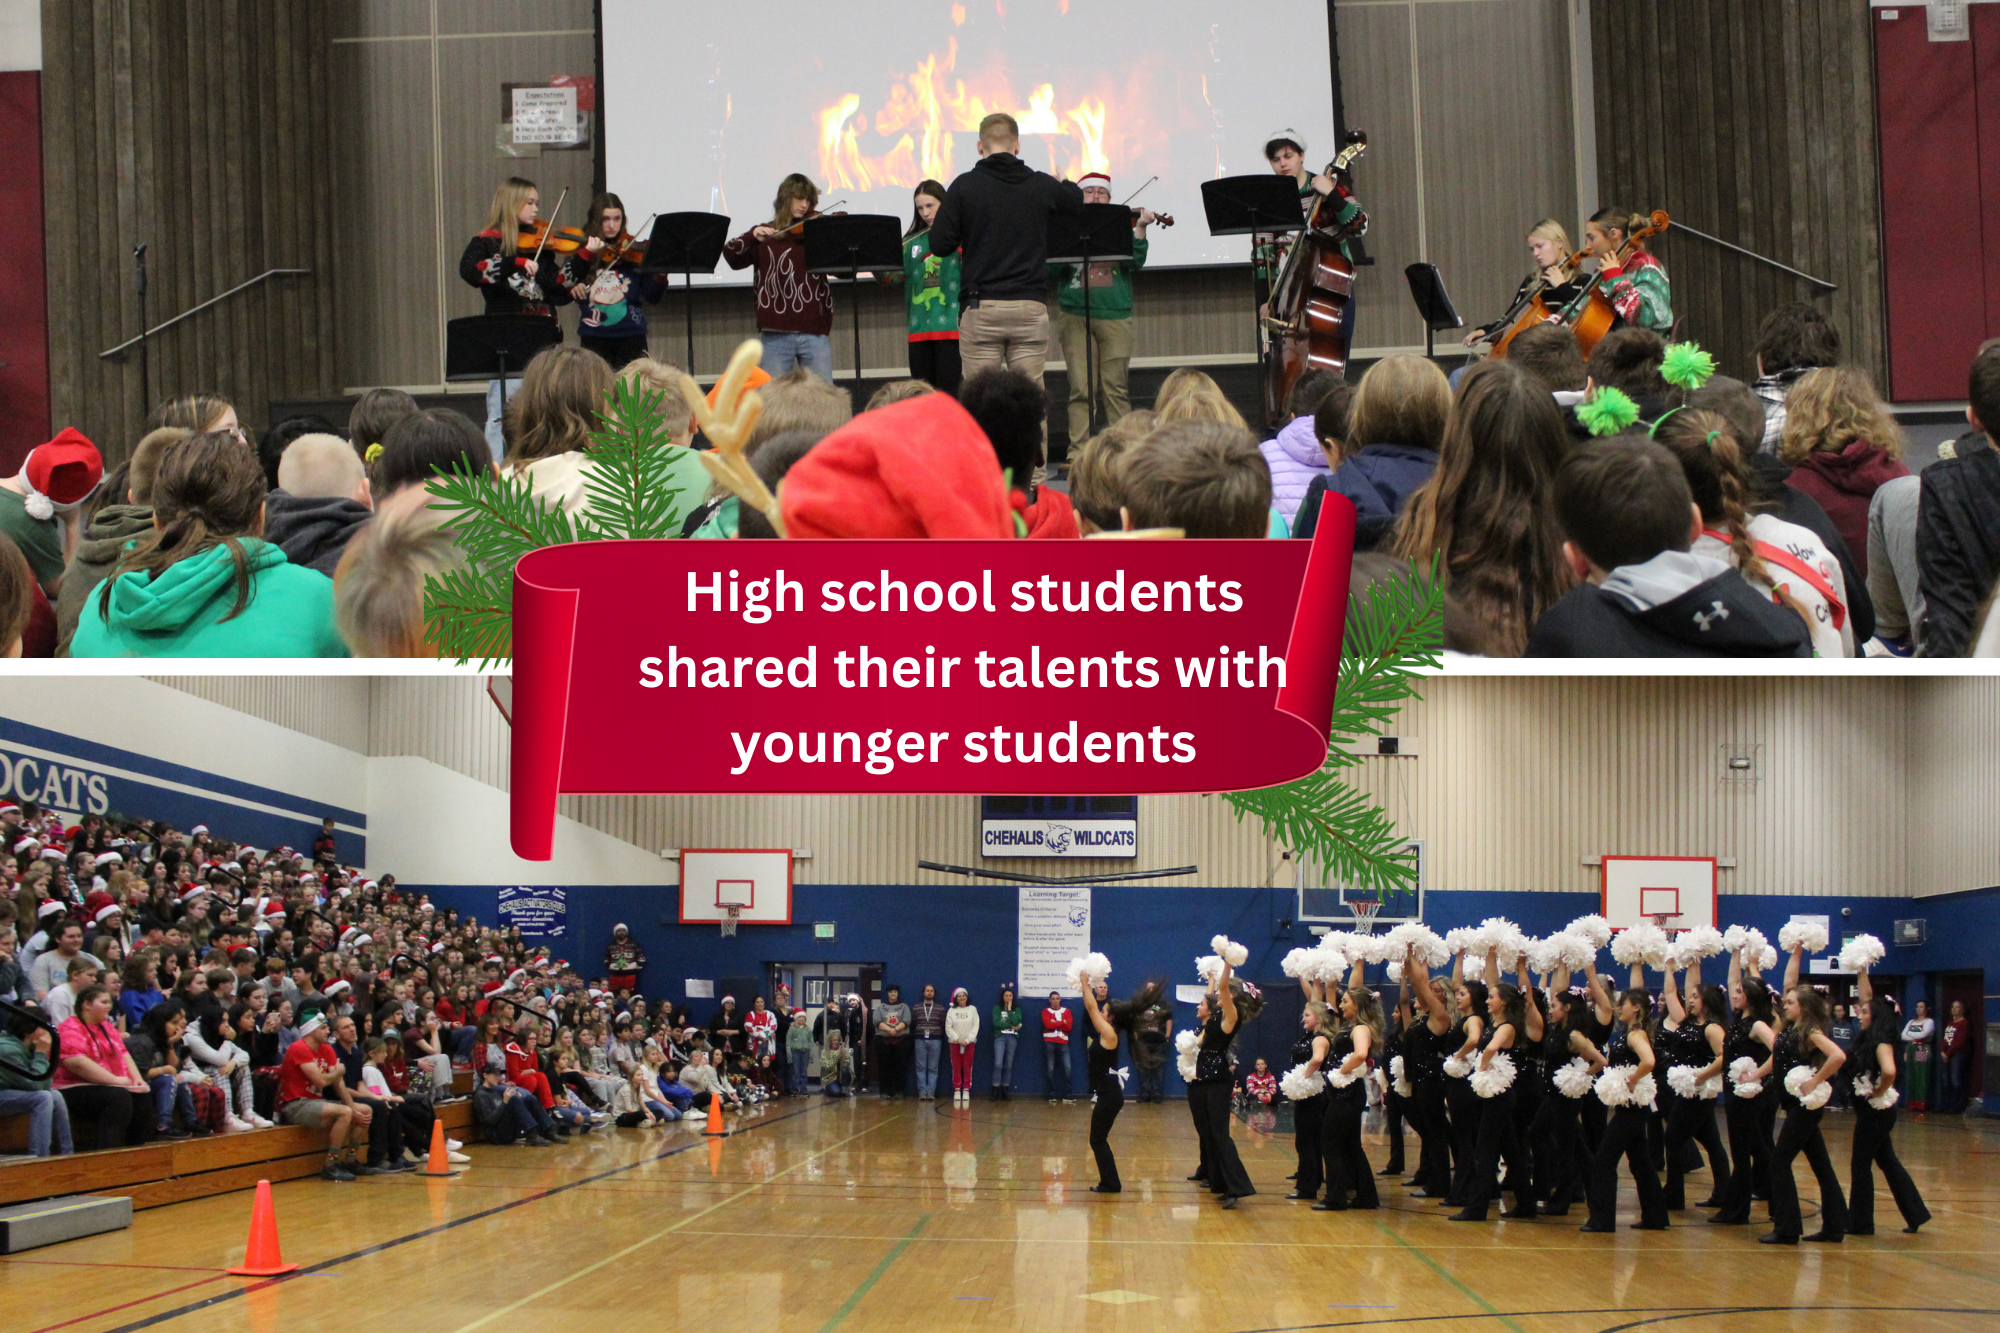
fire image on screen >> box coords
[601,0,1336,277]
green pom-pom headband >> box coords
[1661,341,1717,392]
[1576,386,1641,438]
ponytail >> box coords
[97,431,266,626]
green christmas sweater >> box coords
[889,230,962,341]
[1050,234,1149,319]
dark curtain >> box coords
[1590,0,1886,385]
[40,0,337,463]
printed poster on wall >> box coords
[1018,886,1091,997]
[497,885,567,938]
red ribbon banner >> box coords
[509,498,1357,859]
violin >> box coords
[761,202,849,241]
[518,221,590,255]
[1130,207,1174,228]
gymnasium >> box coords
[1,673,1998,1330]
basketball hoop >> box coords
[1349,897,1382,935]
[1650,913,1675,930]
[721,905,741,938]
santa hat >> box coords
[431,941,447,954]
[94,851,122,867]
[1078,171,1111,192]
[1263,127,1308,158]
[781,393,1014,539]
[13,835,40,855]
[93,903,122,924]
[483,955,504,968]
[350,933,373,948]
[0,801,17,813]
[323,980,352,999]
[179,884,209,902]
[297,1012,329,1037]
[17,429,104,519]
[36,900,66,920]
[190,825,208,836]
[39,847,63,861]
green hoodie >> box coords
[55,503,154,656]
[69,539,349,658]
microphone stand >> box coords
[134,243,151,416]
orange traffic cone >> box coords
[703,1095,726,1137]
[227,1179,299,1276]
[708,1133,725,1176]
[415,1117,460,1178]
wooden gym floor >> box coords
[2,1096,1996,1333]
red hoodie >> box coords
[1784,439,1908,581]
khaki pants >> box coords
[1057,310,1134,444]
[959,300,1052,386]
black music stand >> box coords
[637,212,731,376]
[803,214,903,394]
[1201,175,1306,361]
[1047,203,1136,439]
[444,316,563,446]
[1404,262,1463,362]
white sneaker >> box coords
[447,1138,464,1152]
[447,1150,472,1164]
[223,1115,255,1133]
[248,1113,276,1129]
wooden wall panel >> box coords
[40,0,338,455]
[1589,0,1885,385]
[1907,675,2000,899]
[1330,1,1425,352]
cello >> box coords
[1487,248,1587,359]
[1263,129,1368,427]
[1553,209,1670,358]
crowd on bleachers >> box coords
[0,309,1993,660]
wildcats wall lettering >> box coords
[0,750,110,815]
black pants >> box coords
[1444,1076,1482,1205]
[1768,1103,1847,1240]
[908,338,963,396]
[1321,1084,1377,1208]
[1413,1078,1452,1195]
[488,1092,549,1144]
[1089,1077,1124,1190]
[1578,1093,1607,1156]
[396,1098,438,1152]
[1587,1105,1667,1229]
[1848,1100,1929,1232]
[877,1040,909,1096]
[1460,1085,1527,1218]
[561,1071,604,1110]
[1712,1090,1775,1222]
[59,1085,150,1151]
[361,1097,407,1166]
[581,334,650,371]
[1293,1090,1327,1196]
[1187,1088,1211,1183]
[1514,1081,1548,1206]
[1188,1081,1255,1198]
[1381,1084,1407,1172]
[1663,1095,1730,1209]
[1534,1092,1590,1209]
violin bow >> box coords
[529,186,570,267]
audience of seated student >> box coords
[56,427,186,655]
[1919,340,2000,657]
[1118,420,1272,539]
[1392,361,1574,655]
[1506,322,1590,400]
[54,983,152,1149]
[1261,369,1348,522]
[46,955,98,1024]
[611,357,710,525]
[1581,327,1672,426]
[1527,437,1812,658]
[1777,364,1909,581]
[501,345,616,517]
[360,1035,438,1159]
[1652,408,1852,657]
[685,369,855,537]
[0,533,36,656]
[127,1000,207,1138]
[256,414,340,492]
[1752,303,1842,450]
[1306,355,1448,549]
[0,1002,72,1156]
[732,432,823,540]
[779,391,1015,539]
[961,368,1078,537]
[264,433,374,576]
[187,1000,268,1130]
[333,483,468,657]
[865,379,936,412]
[1153,367,1248,430]
[147,391,241,437]
[345,387,421,468]
[1066,410,1157,535]
[0,428,105,601]
[371,409,495,500]
[70,432,349,658]
[472,1058,560,1147]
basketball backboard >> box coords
[1297,839,1425,928]
[1601,855,1717,931]
[679,849,793,925]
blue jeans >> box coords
[993,1033,1019,1090]
[1044,1041,1071,1098]
[790,1048,810,1093]
[759,331,834,381]
[0,1087,72,1155]
[915,1038,943,1097]
[149,1074,195,1130]
[484,377,522,461]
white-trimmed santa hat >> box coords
[94,903,123,924]
[13,835,40,855]
[37,900,67,920]
[94,851,122,867]
[1263,127,1308,158]
[190,824,209,836]
[39,847,64,861]
[1078,171,1112,192]
[323,979,352,999]
[18,429,104,518]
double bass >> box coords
[1263,129,1368,427]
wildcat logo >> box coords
[1046,824,1075,854]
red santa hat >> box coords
[323,980,352,999]
[36,900,67,920]
[94,851,122,867]
[94,903,123,924]
[12,835,40,855]
[17,429,105,518]
[190,824,209,836]
[1078,171,1112,192]
[39,847,64,862]
[780,393,1014,540]
[179,884,209,903]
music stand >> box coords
[637,212,731,375]
[803,214,903,394]
[444,313,563,430]
[1047,203,1136,439]
[1201,175,1306,361]
[1404,262,1463,362]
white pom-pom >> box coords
[1554,932,1598,971]
[1064,952,1112,989]
[1210,935,1249,968]
[1594,1067,1632,1107]
[1470,1052,1517,1098]
[1443,927,1472,954]
[1525,936,1561,976]
[1326,1065,1361,1089]
[1729,1056,1764,1099]
[1443,1054,1472,1079]
[1568,915,1613,949]
[1612,923,1671,968]
[1784,1063,1830,1110]
[1281,947,1315,978]
[1853,1072,1874,1099]
[1722,925,1750,955]
[1680,925,1725,959]
[1411,927,1452,968]
[1280,1065,1326,1101]
[1755,944,1779,971]
[1837,934,1885,973]
[1390,1055,1412,1098]
[1667,1065,1701,1100]
[1175,1030,1198,1057]
[1553,1057,1593,1099]
[1626,1073,1657,1109]
[1855,1073,1898,1111]
[1178,1051,1198,1081]
[1462,952,1486,982]
[24,492,52,521]
[1195,955,1222,983]
[1777,921,1829,955]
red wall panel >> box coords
[0,71,47,472]
[1979,5,2000,340]
[1874,7,1989,401]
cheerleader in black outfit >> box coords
[1452,946,1542,1221]
[1710,946,1779,1226]
[1659,961,1732,1211]
[1378,985,1409,1179]
[1575,958,1615,1159]
[1188,955,1262,1208]
[1286,984,1334,1201]
[1079,978,1166,1195]
[1756,941,1848,1244]
[1315,958,1383,1212]
[1427,948,1487,1209]
[1847,962,1930,1235]
[1533,975,1607,1215]
[1581,987,1669,1232]
[1402,953,1455,1200]
[1510,952,1550,1217]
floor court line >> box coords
[815,1213,932,1333]
[25,1277,230,1333]
[1373,1220,1526,1333]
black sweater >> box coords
[458,230,572,319]
[927,153,1083,304]
[1915,437,2000,656]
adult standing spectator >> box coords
[927,113,1085,387]
[910,983,947,1101]
[1901,1001,1937,1111]
[1131,992,1174,1104]
[744,996,778,1059]
[1915,340,2000,657]
[1940,1000,1972,1114]
[709,995,745,1056]
[604,923,645,995]
[873,984,911,1099]
[990,985,1022,1101]
[1042,990,1075,1104]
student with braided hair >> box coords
[1652,408,1852,656]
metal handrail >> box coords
[1665,221,1836,292]
[99,268,312,359]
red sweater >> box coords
[1042,1005,1073,1043]
[722,228,834,336]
